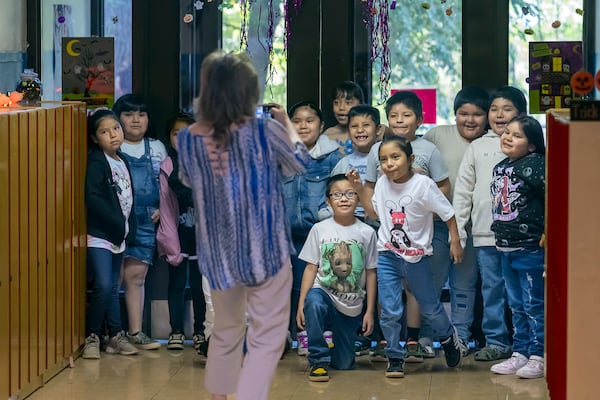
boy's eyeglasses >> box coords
[328,190,357,200]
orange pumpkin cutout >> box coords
[595,69,600,91]
[570,70,594,95]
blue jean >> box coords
[303,288,362,369]
[476,246,511,351]
[378,252,454,359]
[501,249,545,357]
[289,234,307,340]
[86,248,124,337]
[421,221,478,343]
[168,258,206,335]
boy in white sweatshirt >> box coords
[453,86,527,361]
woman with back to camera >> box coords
[177,50,310,400]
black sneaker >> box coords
[309,363,330,382]
[441,327,462,368]
[354,339,371,356]
[385,358,405,378]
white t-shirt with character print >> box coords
[372,173,454,263]
[299,218,377,317]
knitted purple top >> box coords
[178,117,308,290]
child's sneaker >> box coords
[82,333,101,359]
[459,339,470,357]
[354,336,370,356]
[490,352,528,375]
[297,330,308,356]
[323,330,334,349]
[405,342,424,363]
[309,363,329,382]
[421,344,435,358]
[193,333,209,357]
[127,331,161,350]
[106,331,139,355]
[515,355,544,379]
[370,340,388,362]
[385,358,405,378]
[440,327,462,368]
[167,333,185,350]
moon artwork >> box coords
[61,37,115,108]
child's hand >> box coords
[151,209,160,224]
[346,169,363,191]
[296,308,306,331]
[539,233,546,248]
[362,312,374,337]
[450,240,464,264]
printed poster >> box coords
[62,37,115,108]
[529,41,583,114]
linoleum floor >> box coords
[26,344,550,400]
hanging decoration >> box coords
[284,0,303,48]
[361,0,391,104]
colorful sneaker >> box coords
[127,331,161,350]
[370,340,388,362]
[82,333,101,359]
[106,331,139,356]
[355,341,370,356]
[297,330,308,356]
[385,358,405,378]
[474,345,511,361]
[440,328,462,368]
[323,330,334,349]
[405,342,424,363]
[516,355,544,379]
[308,363,330,382]
[167,333,185,350]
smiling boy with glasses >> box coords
[295,174,378,382]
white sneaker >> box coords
[490,352,528,375]
[516,355,544,379]
[297,330,308,356]
[82,334,101,359]
[107,331,139,356]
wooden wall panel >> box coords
[0,103,86,399]
[0,112,11,398]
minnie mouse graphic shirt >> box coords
[373,173,454,263]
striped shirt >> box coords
[178,117,308,290]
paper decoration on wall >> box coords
[551,20,561,28]
[183,13,193,23]
[528,41,583,113]
[62,37,115,108]
[194,1,204,10]
[595,69,600,91]
[570,70,594,95]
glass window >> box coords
[373,2,462,129]
[103,0,133,99]
[41,0,91,101]
[221,1,287,106]
[508,0,583,118]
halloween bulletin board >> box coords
[529,41,582,114]
[62,37,115,108]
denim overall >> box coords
[122,138,160,264]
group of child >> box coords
[288,82,546,382]
[83,96,211,360]
[82,80,546,385]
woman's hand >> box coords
[265,103,302,143]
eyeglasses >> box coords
[328,190,358,200]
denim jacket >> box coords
[283,135,342,238]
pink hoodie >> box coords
[156,156,184,266]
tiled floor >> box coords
[26,344,549,400]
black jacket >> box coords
[85,147,137,246]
